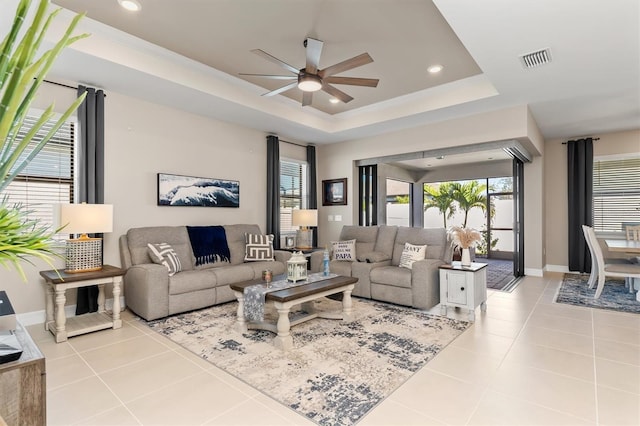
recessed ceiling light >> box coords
[118,0,141,12]
[427,64,443,74]
[329,98,340,104]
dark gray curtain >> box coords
[76,85,106,315]
[567,138,593,272]
[266,135,281,249]
[307,145,318,246]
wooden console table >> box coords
[39,265,124,343]
[0,322,46,425]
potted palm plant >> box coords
[0,0,88,280]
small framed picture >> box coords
[285,235,296,249]
[323,178,347,206]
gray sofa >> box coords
[310,225,452,309]
[119,224,291,320]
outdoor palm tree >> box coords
[451,181,487,227]
[423,182,457,228]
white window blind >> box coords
[593,157,640,233]
[1,114,76,228]
[280,159,308,233]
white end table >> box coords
[439,262,488,321]
[40,265,124,343]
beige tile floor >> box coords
[27,273,640,425]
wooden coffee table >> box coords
[230,275,357,351]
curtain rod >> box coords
[562,137,600,145]
[44,79,107,97]
[279,138,309,148]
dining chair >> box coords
[626,225,640,241]
[581,225,631,289]
[583,225,640,298]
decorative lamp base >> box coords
[295,229,313,249]
[65,237,104,273]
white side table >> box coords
[39,265,124,343]
[439,262,487,321]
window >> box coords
[1,112,76,230]
[386,179,411,226]
[593,156,640,233]
[280,159,308,233]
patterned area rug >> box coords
[147,298,470,426]
[556,273,640,314]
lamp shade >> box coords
[56,203,113,235]
[292,209,317,227]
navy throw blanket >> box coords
[186,225,231,266]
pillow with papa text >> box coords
[331,239,356,261]
[399,242,427,269]
[147,242,182,276]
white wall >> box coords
[3,84,271,317]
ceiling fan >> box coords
[240,37,379,106]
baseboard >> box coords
[17,296,126,327]
[524,267,544,277]
[545,264,571,273]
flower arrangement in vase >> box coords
[447,226,482,266]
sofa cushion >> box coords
[212,265,255,286]
[127,226,194,270]
[392,227,447,266]
[329,260,354,277]
[244,233,274,261]
[147,243,182,276]
[339,226,378,259]
[373,225,398,256]
[332,239,356,261]
[399,243,427,269]
[169,270,217,295]
[370,265,412,289]
[223,224,263,265]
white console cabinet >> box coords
[439,262,487,321]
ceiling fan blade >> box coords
[305,38,323,74]
[302,92,313,106]
[324,76,379,87]
[262,82,298,97]
[239,73,297,80]
[319,53,373,78]
[322,84,354,103]
[251,49,299,75]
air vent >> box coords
[519,48,552,69]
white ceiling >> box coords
[24,0,640,149]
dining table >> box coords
[605,239,640,254]
[605,239,640,301]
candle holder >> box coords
[262,269,273,288]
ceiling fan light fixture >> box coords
[117,0,142,12]
[297,73,322,92]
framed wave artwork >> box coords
[157,173,240,207]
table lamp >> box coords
[292,209,317,249]
[56,203,113,273]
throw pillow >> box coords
[147,243,182,276]
[399,242,427,269]
[331,239,356,261]
[244,233,275,261]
